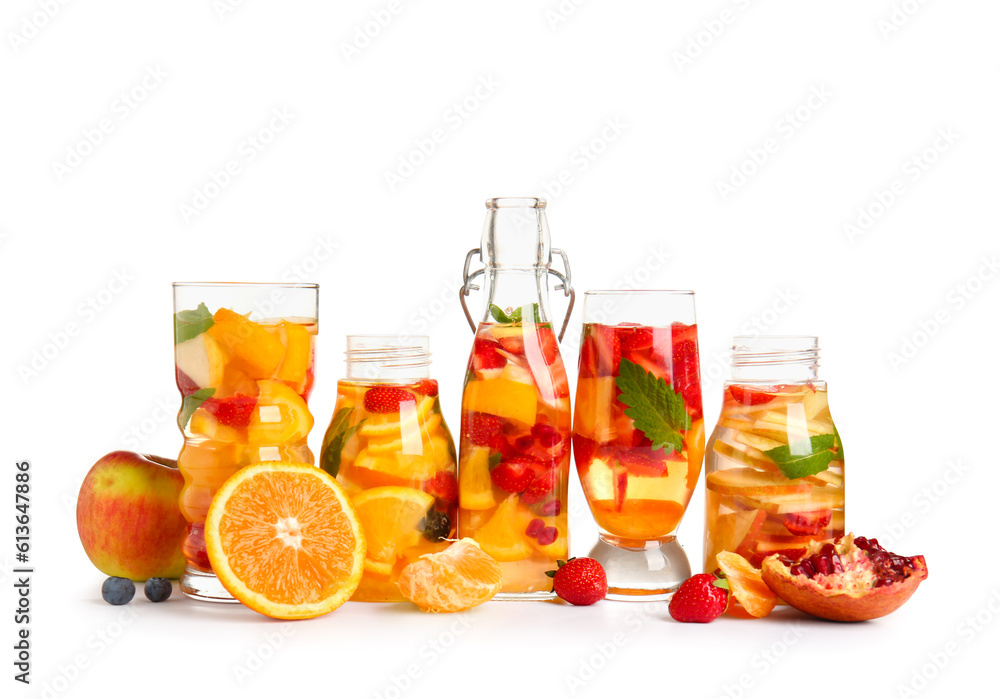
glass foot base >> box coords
[587,534,691,601]
[180,566,239,603]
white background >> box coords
[3,1,998,697]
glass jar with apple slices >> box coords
[704,336,845,574]
[319,335,458,602]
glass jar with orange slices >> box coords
[172,282,318,602]
[319,335,458,602]
[704,336,845,574]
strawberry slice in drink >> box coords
[668,322,702,421]
[729,384,779,406]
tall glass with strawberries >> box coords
[172,282,318,602]
[457,197,574,599]
[572,290,704,600]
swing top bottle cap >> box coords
[481,196,551,270]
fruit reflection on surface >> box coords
[573,322,704,545]
[321,378,458,602]
[174,303,317,575]
[457,310,572,595]
[704,382,845,573]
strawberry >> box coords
[547,558,608,606]
[670,324,702,421]
[464,413,504,447]
[579,324,621,377]
[473,337,507,370]
[616,323,653,351]
[363,386,415,414]
[536,325,560,364]
[573,435,598,466]
[729,384,778,406]
[783,510,833,536]
[203,394,257,427]
[424,471,458,505]
[611,445,679,478]
[521,470,557,504]
[413,379,439,397]
[489,457,537,493]
[668,573,729,623]
[498,335,526,355]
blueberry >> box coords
[422,510,451,542]
[102,577,135,605]
[144,577,172,603]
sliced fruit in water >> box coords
[473,495,533,562]
[351,486,434,565]
[247,380,313,444]
[175,332,226,389]
[706,468,812,497]
[459,446,497,511]
[461,378,538,425]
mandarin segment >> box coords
[397,538,502,613]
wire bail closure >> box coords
[459,248,575,342]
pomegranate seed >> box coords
[813,555,833,576]
[537,499,562,517]
[514,435,534,452]
[525,519,545,539]
[790,564,808,577]
[831,553,844,574]
[536,526,558,546]
[820,543,837,557]
[531,423,562,448]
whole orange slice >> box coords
[205,462,366,619]
[397,538,502,613]
[717,550,778,618]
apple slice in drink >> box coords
[733,487,844,515]
[706,468,812,497]
[175,332,226,389]
[705,508,766,569]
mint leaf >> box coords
[615,358,691,454]
[488,303,541,324]
[174,303,215,344]
[489,304,515,323]
[764,434,836,480]
[488,452,503,470]
[178,388,215,430]
[833,424,844,461]
[320,407,364,478]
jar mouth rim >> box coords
[584,289,694,296]
[486,197,546,210]
[172,281,318,289]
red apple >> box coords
[76,451,187,581]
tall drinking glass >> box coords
[172,282,318,602]
[572,290,704,600]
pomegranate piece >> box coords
[761,533,927,622]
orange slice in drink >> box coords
[459,446,496,511]
[397,538,503,612]
[204,462,366,619]
[351,487,435,566]
[473,495,532,562]
[247,380,313,444]
[717,550,778,618]
[208,308,286,379]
